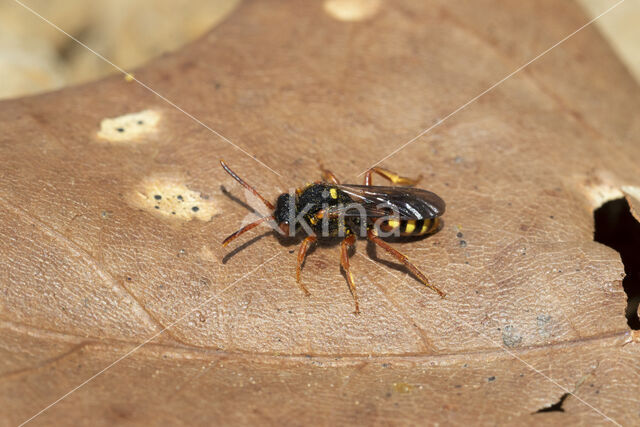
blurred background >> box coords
[0,0,638,100]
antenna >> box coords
[220,160,274,210]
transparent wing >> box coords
[327,184,445,220]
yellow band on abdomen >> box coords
[404,220,416,234]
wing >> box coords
[328,184,445,220]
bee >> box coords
[220,160,446,314]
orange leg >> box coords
[296,235,317,296]
[222,215,274,247]
[364,167,421,186]
[320,167,341,184]
[367,229,445,298]
[340,234,359,314]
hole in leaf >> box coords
[593,198,640,330]
[535,393,569,413]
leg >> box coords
[367,229,445,298]
[320,166,341,184]
[222,215,274,247]
[364,167,421,186]
[296,235,317,296]
[340,234,359,314]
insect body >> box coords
[221,161,446,314]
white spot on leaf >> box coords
[130,175,217,221]
[323,0,381,21]
[97,110,160,142]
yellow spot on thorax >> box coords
[329,188,338,199]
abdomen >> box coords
[378,217,441,236]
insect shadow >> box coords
[222,232,271,264]
[220,185,253,213]
[365,231,440,283]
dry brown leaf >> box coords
[622,186,640,223]
[2,0,640,425]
